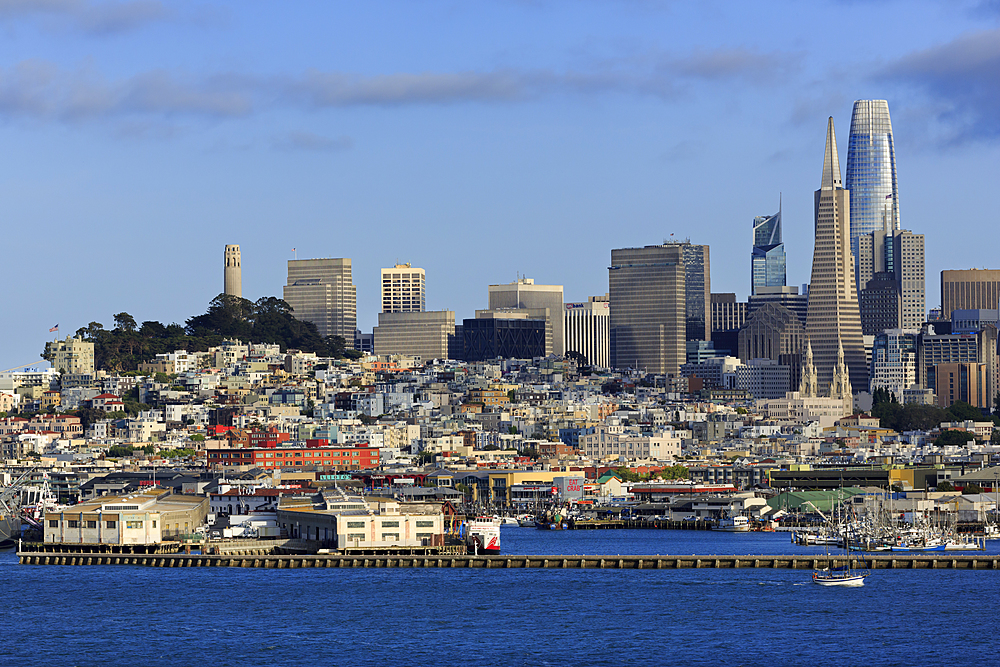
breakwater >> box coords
[17,550,1000,569]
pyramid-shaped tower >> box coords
[805,117,868,394]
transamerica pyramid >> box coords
[805,117,868,395]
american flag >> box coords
[49,324,59,332]
[885,193,893,199]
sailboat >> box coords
[812,522,870,586]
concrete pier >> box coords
[16,551,1000,570]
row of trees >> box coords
[45,294,361,372]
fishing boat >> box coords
[716,514,751,532]
[465,517,500,554]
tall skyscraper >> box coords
[380,263,425,313]
[805,117,868,394]
[845,100,900,290]
[609,243,686,375]
[751,205,785,295]
[564,295,610,368]
[283,258,357,339]
[682,243,711,341]
[224,245,242,298]
[488,278,564,355]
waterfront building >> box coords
[380,263,425,313]
[564,296,610,367]
[751,206,786,295]
[43,487,208,545]
[224,244,241,298]
[609,241,709,375]
[489,278,564,355]
[283,258,357,339]
[373,311,456,360]
[845,100,900,288]
[46,336,95,376]
[941,269,1000,317]
[869,329,918,401]
[805,117,868,394]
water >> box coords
[3,530,1000,667]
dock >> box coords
[17,550,1000,570]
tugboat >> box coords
[466,516,501,554]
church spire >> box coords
[821,116,842,190]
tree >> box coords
[963,483,985,495]
[114,312,138,333]
[935,429,976,446]
[936,481,955,492]
[946,401,985,422]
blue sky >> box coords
[2,0,999,370]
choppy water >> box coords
[3,530,999,667]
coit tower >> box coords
[224,244,242,298]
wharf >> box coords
[17,550,1000,570]
[564,520,714,530]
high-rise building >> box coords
[609,243,686,375]
[283,258,357,339]
[857,227,925,332]
[564,296,610,368]
[869,329,918,402]
[224,245,242,298]
[380,264,425,313]
[738,302,806,393]
[462,311,547,361]
[805,117,868,394]
[751,206,785,295]
[374,311,455,360]
[941,269,1000,318]
[917,324,998,407]
[488,278,564,355]
[845,100,900,289]
[682,243,711,341]
[748,286,808,329]
[859,272,902,336]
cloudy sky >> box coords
[2,0,999,370]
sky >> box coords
[2,0,999,371]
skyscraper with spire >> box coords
[805,117,868,395]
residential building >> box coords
[283,258,357,339]
[805,117,868,393]
[380,263,425,313]
[207,443,381,471]
[734,358,791,399]
[224,244,241,298]
[46,336,95,375]
[564,296,610,367]
[488,278,564,355]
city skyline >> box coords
[2,1,998,370]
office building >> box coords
[711,293,748,333]
[951,309,1000,334]
[738,302,806,393]
[283,258,357,339]
[941,269,1000,317]
[859,272,902,336]
[224,245,241,298]
[805,117,868,394]
[682,243,712,341]
[735,358,791,400]
[564,296,610,367]
[373,311,456,361]
[917,324,998,408]
[751,206,785,295]
[933,363,988,410]
[489,278,564,355]
[857,227,925,332]
[869,329,918,401]
[462,311,547,361]
[381,264,425,313]
[845,100,900,288]
[609,243,686,375]
[748,286,808,329]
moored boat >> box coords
[716,514,751,533]
[466,517,501,554]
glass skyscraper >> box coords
[845,99,899,289]
[751,205,785,295]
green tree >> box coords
[946,401,984,422]
[935,429,976,446]
[936,481,955,492]
[963,483,985,495]
[114,312,138,333]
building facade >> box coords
[373,311,456,361]
[941,269,1000,318]
[488,278,564,355]
[224,244,241,298]
[380,263,425,313]
[845,99,900,288]
[46,336,95,375]
[609,244,686,375]
[805,117,868,394]
[751,207,786,295]
[738,302,805,393]
[869,329,918,401]
[462,312,547,361]
[564,296,610,367]
[283,258,357,339]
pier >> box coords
[17,550,1000,570]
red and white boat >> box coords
[466,517,501,554]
